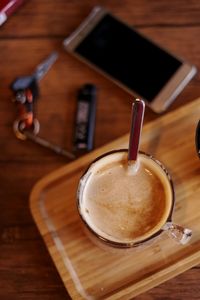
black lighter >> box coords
[74,84,97,152]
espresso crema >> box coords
[78,151,173,244]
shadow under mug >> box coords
[77,149,192,250]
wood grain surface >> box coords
[30,99,200,300]
[0,1,200,299]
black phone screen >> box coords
[74,14,182,102]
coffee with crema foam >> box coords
[78,151,173,244]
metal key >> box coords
[11,51,75,160]
[11,51,59,93]
[13,120,75,159]
[24,130,76,160]
[11,51,59,130]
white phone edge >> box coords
[63,6,197,113]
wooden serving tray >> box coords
[30,98,200,300]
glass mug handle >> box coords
[162,222,192,245]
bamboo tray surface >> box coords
[30,99,200,300]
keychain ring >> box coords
[13,118,40,140]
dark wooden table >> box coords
[1,1,200,299]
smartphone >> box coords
[63,6,197,113]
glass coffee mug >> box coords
[77,149,192,249]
